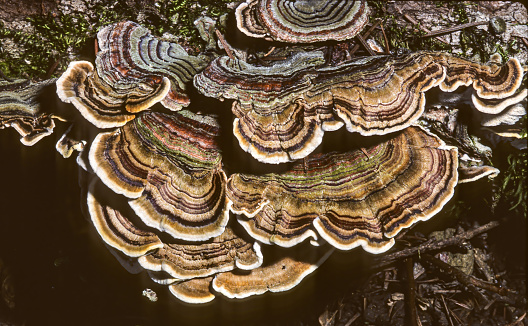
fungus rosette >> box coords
[0,79,58,145]
[56,21,209,128]
[227,126,459,253]
[195,51,525,164]
[89,110,229,241]
[236,0,369,43]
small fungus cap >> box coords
[236,0,370,43]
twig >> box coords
[372,220,500,269]
[45,58,61,79]
[0,68,14,82]
[356,34,376,56]
[343,312,360,326]
[349,20,381,56]
[440,295,455,326]
[421,21,488,38]
[400,11,449,45]
[421,254,491,306]
[263,46,276,58]
[521,37,528,49]
[215,29,234,60]
[505,312,526,326]
[380,22,390,54]
[405,258,419,326]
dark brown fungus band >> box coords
[236,0,369,43]
[87,180,164,257]
[212,246,334,299]
[89,110,229,241]
[0,79,58,145]
[96,21,210,111]
[227,126,458,253]
[137,227,263,280]
[56,61,170,128]
[195,51,525,164]
[87,179,262,304]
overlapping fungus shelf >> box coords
[195,51,525,164]
[56,21,210,128]
[89,110,229,241]
[236,0,369,43]
[227,126,459,253]
[0,79,58,145]
[87,181,263,304]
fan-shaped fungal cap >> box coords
[56,61,170,128]
[169,277,215,304]
[87,180,164,257]
[195,51,525,164]
[458,165,500,184]
[0,79,58,145]
[89,111,228,241]
[138,228,262,280]
[212,246,333,299]
[227,126,458,253]
[96,21,210,111]
[235,0,369,43]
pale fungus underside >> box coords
[1,0,525,307]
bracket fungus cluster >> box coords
[56,21,209,129]
[1,0,526,307]
[194,51,525,164]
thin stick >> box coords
[380,22,390,54]
[521,37,528,49]
[45,58,60,79]
[215,29,235,60]
[372,220,500,269]
[0,69,14,82]
[421,21,488,38]
[421,254,490,306]
[440,295,455,326]
[263,46,276,58]
[349,20,381,55]
[400,11,450,45]
[405,258,419,326]
[356,34,376,56]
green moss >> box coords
[0,0,233,80]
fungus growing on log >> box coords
[195,51,525,164]
[227,126,458,253]
[0,79,58,145]
[235,0,369,43]
[89,110,228,241]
